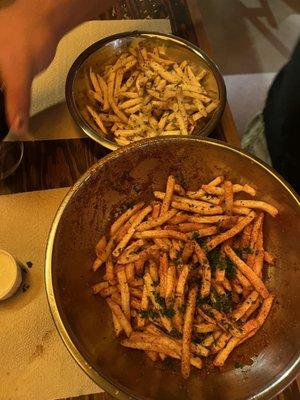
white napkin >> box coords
[30,19,171,118]
[0,188,103,400]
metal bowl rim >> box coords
[65,31,227,150]
[45,137,299,400]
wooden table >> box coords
[1,0,298,398]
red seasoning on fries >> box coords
[91,174,278,378]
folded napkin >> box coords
[0,188,103,400]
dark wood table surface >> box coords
[1,0,298,398]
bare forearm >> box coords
[0,0,116,130]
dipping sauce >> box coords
[0,250,22,300]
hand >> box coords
[0,2,60,132]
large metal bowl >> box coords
[65,31,226,150]
[46,137,300,400]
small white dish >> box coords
[0,249,22,300]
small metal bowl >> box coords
[46,137,300,400]
[66,31,226,150]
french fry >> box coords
[160,175,176,215]
[135,229,188,241]
[264,251,275,265]
[151,203,161,219]
[170,200,223,215]
[211,332,231,354]
[112,311,123,336]
[137,209,177,231]
[86,106,107,134]
[195,322,218,333]
[106,299,132,337]
[113,206,152,257]
[165,264,176,306]
[122,337,202,369]
[233,206,252,215]
[111,202,144,236]
[233,200,278,217]
[159,253,168,298]
[182,241,194,263]
[182,286,198,378]
[241,298,261,322]
[224,246,269,299]
[223,181,233,215]
[174,183,186,196]
[193,242,211,297]
[150,61,179,84]
[144,272,172,332]
[137,285,149,328]
[92,281,109,294]
[105,257,115,284]
[125,262,135,282]
[206,211,255,251]
[231,291,259,321]
[213,319,258,366]
[95,235,107,257]
[200,331,222,348]
[117,268,131,320]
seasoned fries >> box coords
[85,41,219,145]
[91,175,278,377]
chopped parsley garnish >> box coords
[191,232,207,251]
[196,296,212,307]
[213,292,233,313]
[188,275,202,286]
[161,307,175,318]
[234,362,245,369]
[173,251,182,266]
[192,333,210,343]
[140,309,159,319]
[225,257,236,279]
[235,248,243,259]
[243,246,253,254]
[153,291,165,307]
[207,248,221,272]
[170,328,182,339]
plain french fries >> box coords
[91,174,278,376]
[86,43,219,145]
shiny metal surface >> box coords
[65,31,226,150]
[46,137,300,400]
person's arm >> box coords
[0,0,116,132]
